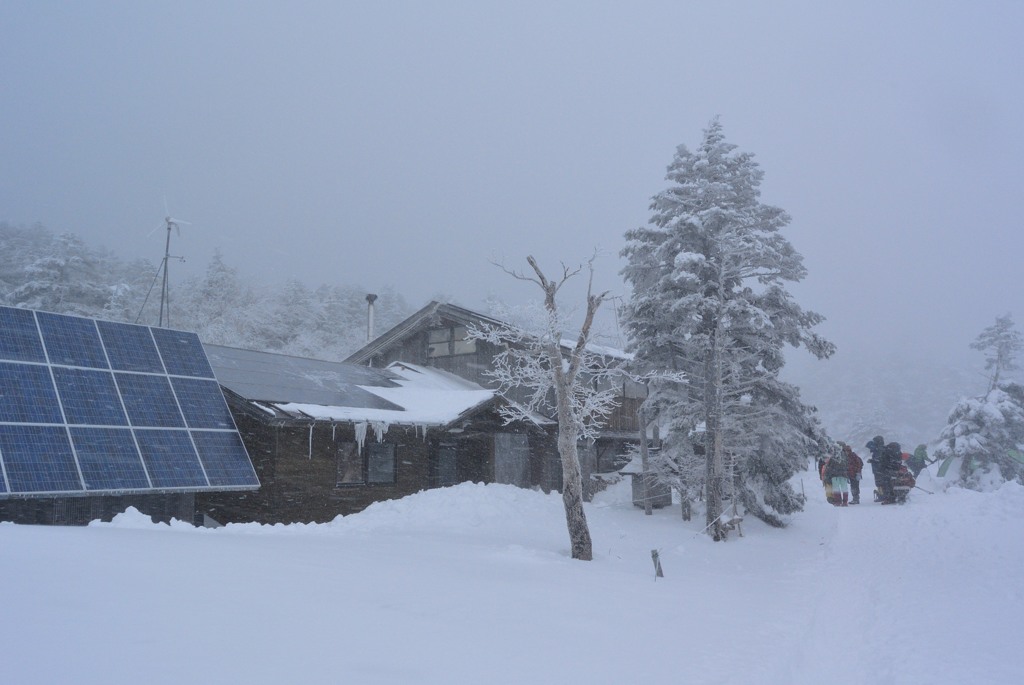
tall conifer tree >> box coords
[621,120,833,537]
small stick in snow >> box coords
[651,549,664,579]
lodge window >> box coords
[427,325,476,357]
[336,442,397,486]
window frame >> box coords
[366,442,397,485]
[335,441,397,487]
[426,325,476,358]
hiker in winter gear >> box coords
[907,444,933,477]
[877,442,903,504]
[824,444,850,506]
[892,463,916,503]
[843,443,864,504]
[817,456,833,503]
[865,436,885,501]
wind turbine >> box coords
[138,199,191,327]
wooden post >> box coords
[651,549,664,579]
[638,405,652,515]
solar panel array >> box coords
[0,306,259,497]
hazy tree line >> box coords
[0,221,411,360]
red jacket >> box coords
[845,448,863,478]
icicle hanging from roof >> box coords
[354,421,368,453]
[372,421,389,443]
[354,420,391,452]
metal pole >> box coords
[159,222,172,327]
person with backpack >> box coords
[842,442,864,504]
[823,444,851,506]
[892,462,917,504]
[865,435,885,501]
[817,455,833,504]
[877,442,904,504]
[907,444,934,477]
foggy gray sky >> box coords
[2,1,1022,365]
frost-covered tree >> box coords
[8,233,118,315]
[934,384,1024,487]
[620,119,834,538]
[471,256,620,561]
[1,223,156,319]
[935,316,1024,486]
[971,314,1023,393]
[172,249,259,345]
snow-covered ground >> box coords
[2,470,1021,685]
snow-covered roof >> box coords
[276,362,495,427]
[559,338,633,361]
[203,344,495,427]
[204,343,402,410]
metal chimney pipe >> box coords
[366,293,378,342]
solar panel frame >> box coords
[115,372,187,428]
[0,362,65,424]
[52,367,129,426]
[0,425,83,495]
[191,430,259,487]
[98,320,166,374]
[172,377,237,429]
[0,306,258,499]
[0,307,46,363]
[151,328,215,378]
[134,429,209,489]
[70,427,151,491]
[37,312,109,369]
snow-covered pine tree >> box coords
[172,249,258,345]
[935,315,1024,486]
[7,232,119,315]
[620,119,834,538]
[971,314,1022,393]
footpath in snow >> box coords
[1,470,1021,685]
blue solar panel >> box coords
[134,429,207,488]
[98,320,165,373]
[52,368,128,426]
[0,306,46,363]
[70,427,150,491]
[115,373,186,428]
[192,431,258,487]
[37,312,109,369]
[0,307,257,500]
[0,425,83,494]
[152,328,215,378]
[172,377,236,429]
[0,362,64,424]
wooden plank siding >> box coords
[197,414,431,524]
[196,402,563,525]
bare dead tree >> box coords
[472,254,615,561]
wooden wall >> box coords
[197,416,432,524]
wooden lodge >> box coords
[196,344,560,524]
[344,301,647,494]
[1,301,643,526]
